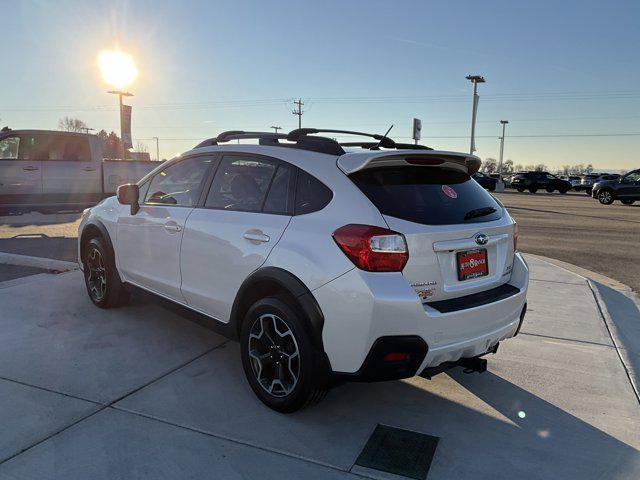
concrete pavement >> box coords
[0,255,638,479]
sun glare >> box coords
[98,50,138,90]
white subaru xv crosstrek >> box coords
[78,128,528,412]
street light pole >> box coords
[107,90,133,160]
[152,136,159,161]
[498,120,509,174]
[466,75,485,154]
[271,126,282,134]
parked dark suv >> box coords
[592,169,640,205]
[509,171,571,194]
[472,171,498,191]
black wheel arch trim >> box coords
[230,266,325,349]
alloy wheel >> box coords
[599,191,612,204]
[247,313,300,397]
[86,248,107,301]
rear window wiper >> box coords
[463,207,496,221]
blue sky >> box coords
[2,0,639,169]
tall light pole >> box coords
[152,136,160,161]
[107,90,133,160]
[466,75,485,154]
[98,49,138,160]
[498,120,509,174]
[271,126,282,134]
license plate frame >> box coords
[456,249,488,281]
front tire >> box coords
[621,199,635,205]
[240,297,328,413]
[516,186,525,192]
[598,190,614,205]
[83,237,129,308]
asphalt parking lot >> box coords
[495,191,640,292]
[0,257,638,479]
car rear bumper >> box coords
[314,252,529,376]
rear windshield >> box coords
[350,167,503,225]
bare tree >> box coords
[134,142,148,154]
[482,158,497,173]
[534,164,548,172]
[58,117,89,132]
[562,165,571,175]
[585,164,594,174]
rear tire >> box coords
[240,297,328,413]
[516,186,525,193]
[528,186,538,194]
[597,189,614,205]
[83,237,129,308]
[585,189,592,196]
[621,199,635,205]
[559,187,569,194]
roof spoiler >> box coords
[337,151,482,176]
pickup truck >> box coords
[0,129,161,213]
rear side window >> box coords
[205,155,277,212]
[350,167,502,225]
[295,170,333,215]
[263,163,295,215]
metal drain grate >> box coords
[354,424,439,480]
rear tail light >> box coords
[332,224,408,272]
[513,222,519,251]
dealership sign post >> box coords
[412,118,422,145]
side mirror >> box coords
[117,183,140,215]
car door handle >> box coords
[243,231,270,243]
[163,221,182,234]
[82,167,97,172]
[22,166,39,171]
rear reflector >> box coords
[513,222,519,251]
[383,352,409,362]
[332,224,408,272]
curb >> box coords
[525,253,634,293]
[525,253,640,406]
[0,252,78,272]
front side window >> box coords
[144,156,213,206]
[0,136,20,159]
[205,155,277,212]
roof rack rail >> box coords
[288,128,397,149]
[194,128,433,155]
[194,130,345,155]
